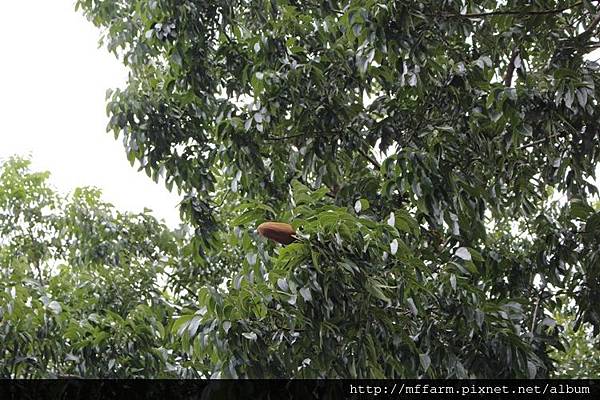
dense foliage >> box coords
[1,158,598,379]
[5,0,600,378]
[550,302,600,378]
[0,157,203,378]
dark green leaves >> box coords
[74,0,600,379]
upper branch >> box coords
[431,1,584,19]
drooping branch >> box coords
[431,1,584,19]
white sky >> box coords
[0,1,182,227]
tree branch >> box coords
[274,324,305,332]
[357,147,381,169]
[431,1,584,19]
[578,10,600,38]
[214,189,231,208]
[518,133,561,150]
[264,132,307,141]
[163,271,200,301]
[530,282,548,339]
[504,48,519,87]
[530,296,541,339]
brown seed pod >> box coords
[257,221,297,245]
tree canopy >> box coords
[7,0,600,378]
[0,157,200,377]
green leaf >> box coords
[455,247,471,261]
[406,298,418,316]
[570,200,594,219]
[366,278,390,302]
[390,239,398,255]
[299,287,312,302]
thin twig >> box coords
[430,1,584,19]
[264,132,307,141]
[530,297,541,339]
[579,11,600,38]
[274,324,306,332]
[518,133,561,150]
[357,147,381,169]
[163,271,200,301]
[530,282,548,339]
[214,189,231,208]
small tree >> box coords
[0,157,199,377]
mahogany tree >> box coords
[75,0,600,378]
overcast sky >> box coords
[0,1,182,227]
